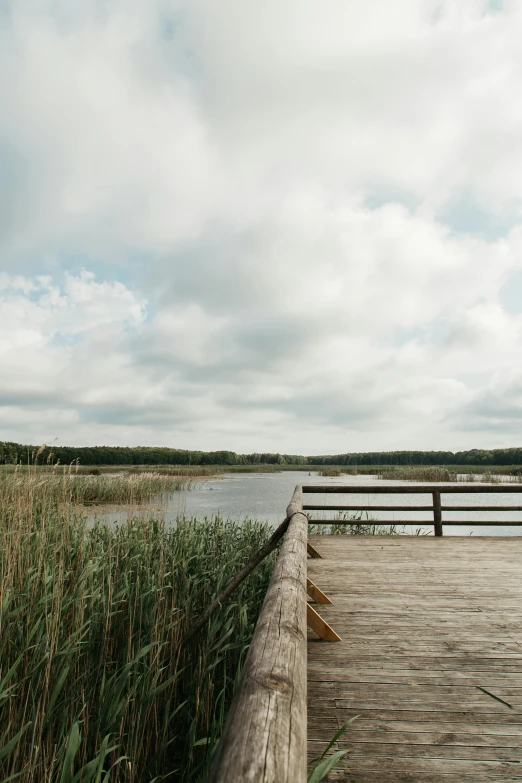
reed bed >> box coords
[1,470,195,506]
[308,510,400,535]
[378,465,522,482]
[318,467,344,477]
[378,465,459,482]
[308,521,401,535]
[0,472,275,782]
[6,462,522,479]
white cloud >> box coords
[0,272,145,413]
[1,1,221,255]
[2,0,522,451]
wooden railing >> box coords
[302,483,522,536]
[207,487,308,783]
[208,480,522,780]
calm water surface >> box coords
[91,472,522,536]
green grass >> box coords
[308,521,402,535]
[308,510,401,536]
[0,471,275,781]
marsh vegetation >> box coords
[377,465,522,482]
[317,465,522,482]
[0,471,275,781]
[3,458,522,484]
[1,468,197,505]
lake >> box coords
[90,471,522,536]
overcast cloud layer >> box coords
[2,0,522,453]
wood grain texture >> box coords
[307,519,522,526]
[307,577,333,604]
[307,603,342,642]
[307,535,522,782]
[303,484,522,493]
[305,505,522,511]
[208,487,307,783]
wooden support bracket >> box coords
[306,577,333,605]
[307,542,322,559]
[307,604,341,642]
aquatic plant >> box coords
[0,468,195,505]
[378,465,458,482]
[0,470,275,781]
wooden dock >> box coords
[209,485,522,783]
[307,535,522,782]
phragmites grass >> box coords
[377,465,522,483]
[308,521,401,535]
[0,471,275,781]
[1,468,196,505]
[378,465,459,482]
[308,513,400,536]
[318,467,344,477]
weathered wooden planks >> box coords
[307,536,522,782]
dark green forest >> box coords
[2,440,522,467]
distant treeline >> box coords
[307,449,522,466]
[0,441,307,466]
[2,441,522,467]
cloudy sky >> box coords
[2,0,522,454]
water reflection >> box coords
[87,472,522,536]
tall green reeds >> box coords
[378,465,458,482]
[378,465,522,482]
[0,472,275,781]
[1,469,195,505]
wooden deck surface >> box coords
[307,536,522,782]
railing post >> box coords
[433,490,443,537]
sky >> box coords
[1,0,522,454]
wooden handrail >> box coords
[303,484,522,493]
[304,504,522,510]
[307,519,522,526]
[303,483,522,536]
[208,486,308,783]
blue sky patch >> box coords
[364,187,420,213]
[438,193,520,241]
[500,270,522,315]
